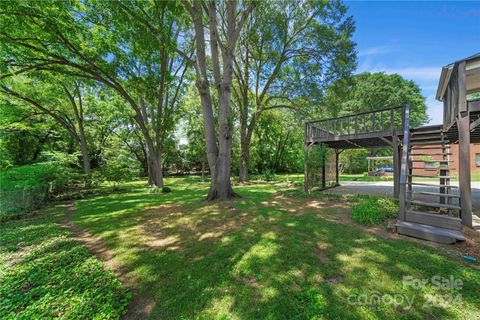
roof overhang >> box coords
[436,53,480,101]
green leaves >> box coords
[322,72,429,127]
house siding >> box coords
[412,143,480,176]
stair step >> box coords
[410,153,452,156]
[407,191,460,198]
[408,174,454,179]
[411,159,453,163]
[411,140,445,145]
[409,182,458,188]
[396,220,465,243]
[410,166,452,170]
[411,146,450,150]
[406,200,461,210]
[411,129,442,135]
[410,135,444,141]
[405,211,462,230]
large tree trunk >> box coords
[144,138,164,188]
[239,135,250,183]
[191,1,221,199]
[79,137,91,174]
[238,116,256,183]
[187,0,253,201]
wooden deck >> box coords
[305,106,406,149]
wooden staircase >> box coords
[396,124,465,243]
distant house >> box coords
[412,143,480,176]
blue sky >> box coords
[345,1,480,124]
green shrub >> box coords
[263,169,275,181]
[0,152,86,217]
[148,187,161,194]
[99,161,132,190]
[148,186,171,194]
[351,197,398,225]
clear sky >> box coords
[345,1,480,124]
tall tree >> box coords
[322,72,429,127]
[233,0,356,181]
[0,74,93,174]
[0,0,190,187]
[182,0,255,200]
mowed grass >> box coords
[72,177,480,319]
[0,205,129,319]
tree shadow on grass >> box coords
[72,181,480,319]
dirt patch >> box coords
[455,227,480,268]
[61,203,155,320]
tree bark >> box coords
[79,137,91,174]
[239,134,250,183]
[144,137,164,188]
[185,0,254,201]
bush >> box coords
[263,169,275,181]
[148,186,171,194]
[0,153,85,218]
[99,161,132,190]
[351,197,398,225]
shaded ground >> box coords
[61,204,153,320]
[0,205,129,319]
[68,178,480,319]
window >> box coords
[424,161,437,169]
[422,156,438,169]
[476,154,480,167]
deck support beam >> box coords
[392,135,400,199]
[304,145,309,194]
[458,113,472,227]
[335,149,344,186]
[457,61,473,227]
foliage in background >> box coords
[0,152,79,193]
[351,196,399,225]
[0,152,84,219]
[322,72,429,128]
[250,110,304,175]
[304,143,334,192]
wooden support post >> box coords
[335,149,339,186]
[304,145,309,194]
[458,113,472,227]
[322,161,326,189]
[393,135,400,199]
[398,105,410,221]
[457,61,472,227]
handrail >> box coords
[306,105,404,124]
[304,106,404,144]
[398,104,410,221]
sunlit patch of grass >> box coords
[70,177,480,319]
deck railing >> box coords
[305,106,405,144]
[397,104,410,221]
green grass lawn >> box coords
[0,205,129,319]
[66,177,479,319]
